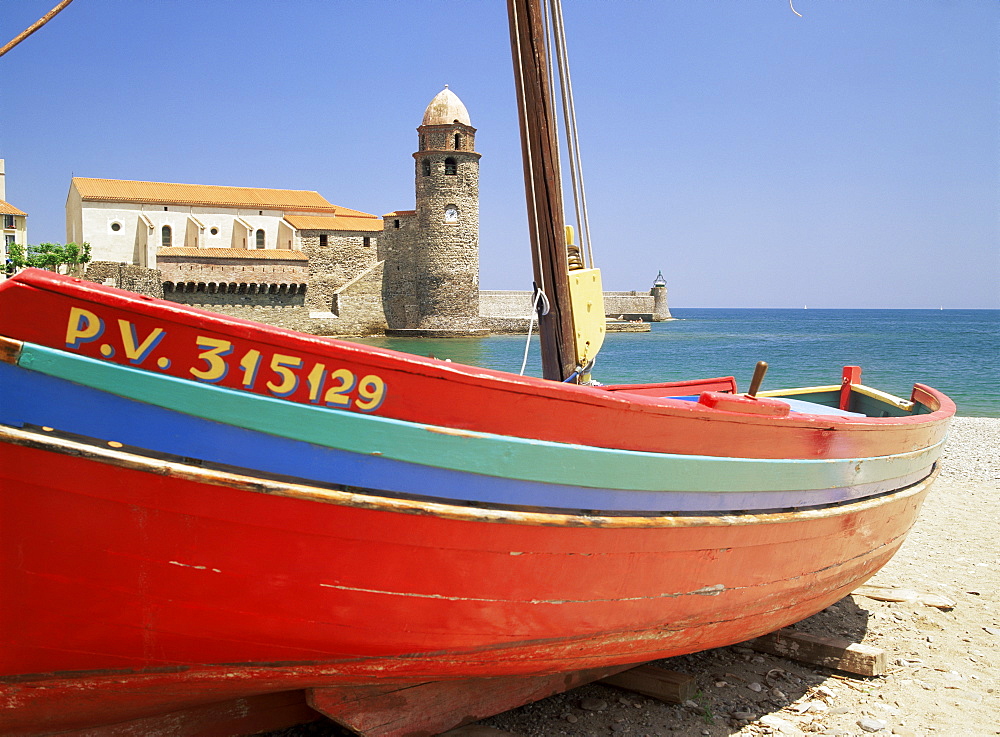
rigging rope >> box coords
[548,0,595,268]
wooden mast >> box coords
[507,0,577,382]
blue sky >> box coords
[2,0,997,308]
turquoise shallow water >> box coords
[354,309,1000,417]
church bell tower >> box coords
[408,87,485,334]
[382,87,486,335]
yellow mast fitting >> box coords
[566,225,585,271]
[565,225,605,380]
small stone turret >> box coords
[651,270,672,321]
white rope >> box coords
[519,288,550,376]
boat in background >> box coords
[0,1,954,735]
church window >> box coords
[256,229,266,248]
[110,222,121,232]
[319,234,328,247]
[161,225,172,247]
[444,157,457,175]
[422,159,431,176]
[454,133,462,149]
[210,227,219,235]
[393,219,400,229]
[363,237,371,247]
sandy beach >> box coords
[473,416,1000,737]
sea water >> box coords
[355,309,999,417]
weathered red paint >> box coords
[0,428,933,734]
[0,270,954,461]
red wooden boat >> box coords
[0,2,954,735]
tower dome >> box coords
[422,86,472,127]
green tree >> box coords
[6,242,91,275]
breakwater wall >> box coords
[480,290,661,321]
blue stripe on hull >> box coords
[0,362,931,513]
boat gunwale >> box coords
[0,270,957,433]
[7,341,947,492]
[0,423,939,530]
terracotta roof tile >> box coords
[384,210,416,217]
[72,177,373,216]
[313,205,379,219]
[157,247,308,261]
[284,214,383,232]
[0,200,28,217]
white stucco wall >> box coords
[70,188,318,267]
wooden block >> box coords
[0,335,21,365]
[748,628,887,677]
[599,665,697,704]
[57,690,323,737]
[308,664,633,737]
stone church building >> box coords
[74,88,666,336]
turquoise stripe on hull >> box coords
[0,361,929,512]
[17,343,944,495]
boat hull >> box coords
[0,425,933,733]
[0,270,955,734]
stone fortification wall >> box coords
[85,261,164,298]
[481,290,657,320]
[307,261,387,337]
[478,290,535,319]
[379,213,418,328]
[80,262,664,337]
[298,229,382,328]
[161,260,387,337]
[479,290,662,334]
[157,259,308,287]
[163,290,309,332]
[479,316,536,334]
[604,292,656,320]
